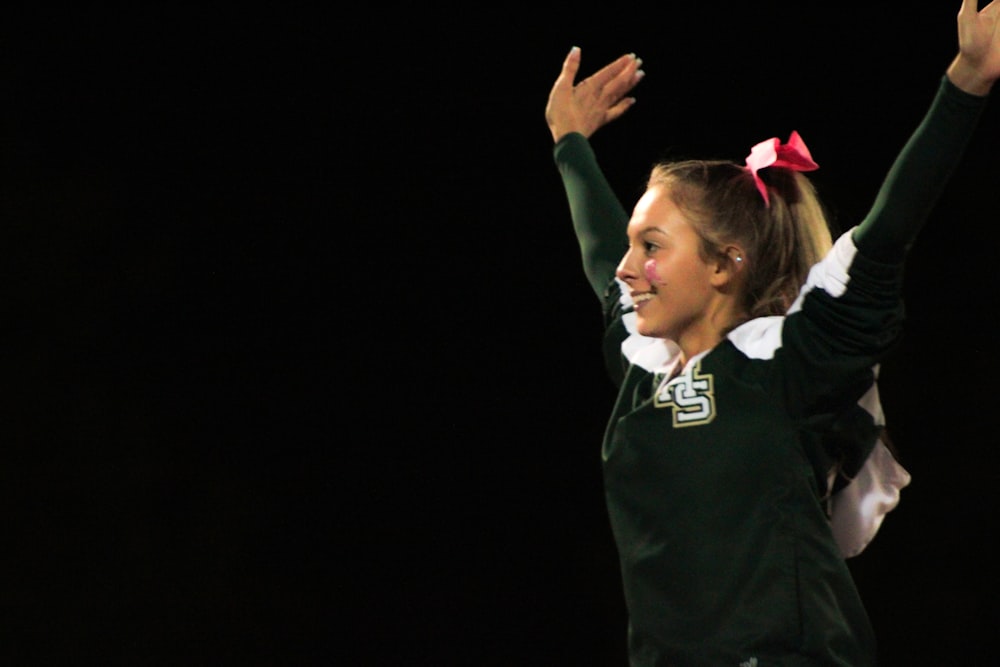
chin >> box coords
[635,319,658,338]
[637,319,675,340]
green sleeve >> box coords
[853,76,988,262]
[552,132,631,301]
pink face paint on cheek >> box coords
[644,259,660,284]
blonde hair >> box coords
[647,159,833,321]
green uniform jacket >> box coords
[553,77,986,667]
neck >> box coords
[675,303,748,363]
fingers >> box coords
[982,0,1000,17]
[588,53,636,86]
[959,0,999,20]
[604,97,638,125]
[546,46,644,141]
[555,45,582,90]
[949,0,1000,94]
[577,53,644,108]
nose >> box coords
[616,247,637,283]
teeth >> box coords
[633,293,654,303]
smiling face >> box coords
[616,184,734,356]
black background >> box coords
[4,4,1000,665]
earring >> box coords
[735,256,743,263]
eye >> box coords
[642,240,659,254]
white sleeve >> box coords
[829,439,912,558]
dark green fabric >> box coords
[602,252,896,666]
[853,77,987,261]
[552,133,630,301]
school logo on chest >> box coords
[653,362,716,427]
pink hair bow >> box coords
[744,130,819,206]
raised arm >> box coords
[852,0,999,261]
[547,47,644,301]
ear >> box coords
[709,245,746,287]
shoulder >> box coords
[726,316,785,360]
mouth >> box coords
[632,292,656,309]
